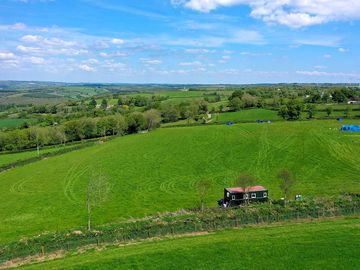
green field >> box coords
[217,109,281,122]
[17,217,360,270]
[0,144,86,167]
[0,120,360,243]
[0,118,35,128]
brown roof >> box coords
[226,186,267,193]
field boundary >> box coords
[0,196,358,265]
[1,215,357,270]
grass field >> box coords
[217,109,281,122]
[0,120,360,243]
[0,119,36,129]
[0,144,86,167]
[16,217,360,270]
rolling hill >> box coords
[0,119,360,243]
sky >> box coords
[0,0,360,84]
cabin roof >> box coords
[226,185,267,193]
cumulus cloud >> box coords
[0,51,16,60]
[174,0,360,28]
[16,45,40,53]
[79,64,95,72]
[111,38,125,45]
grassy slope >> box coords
[18,217,360,270]
[0,144,85,167]
[0,120,360,243]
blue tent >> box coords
[337,117,343,121]
[340,125,360,132]
[257,120,263,124]
[226,121,233,126]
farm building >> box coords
[341,125,360,132]
[219,186,268,207]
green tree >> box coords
[86,173,111,231]
[88,98,97,110]
[196,179,212,212]
[100,99,108,110]
[236,173,255,205]
[229,97,242,111]
[306,104,316,119]
[278,169,296,206]
[127,112,146,133]
[325,106,333,117]
[345,107,352,118]
[144,109,161,130]
[28,127,49,156]
[278,105,288,119]
[241,94,257,108]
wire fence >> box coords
[0,198,358,264]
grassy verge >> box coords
[10,216,360,269]
[0,196,358,264]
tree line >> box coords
[0,110,161,152]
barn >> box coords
[340,125,360,132]
[219,185,268,207]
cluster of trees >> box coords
[203,92,221,103]
[0,110,161,151]
[305,88,359,103]
[160,100,209,123]
[228,90,263,111]
[116,95,168,108]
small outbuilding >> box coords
[340,125,360,132]
[219,186,268,207]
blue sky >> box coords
[0,0,360,83]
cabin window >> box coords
[232,195,236,200]
[263,192,268,198]
[251,193,256,199]
[244,194,249,199]
[227,192,230,197]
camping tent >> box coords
[340,125,360,132]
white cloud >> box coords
[85,58,99,64]
[0,51,16,60]
[338,48,348,52]
[141,58,163,65]
[111,38,125,45]
[179,61,202,66]
[294,36,341,47]
[185,48,215,54]
[0,22,27,31]
[79,64,95,72]
[174,0,360,28]
[21,35,42,42]
[296,70,359,77]
[323,54,332,58]
[25,56,46,64]
[16,45,40,53]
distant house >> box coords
[220,186,268,207]
[341,125,360,132]
[347,100,360,105]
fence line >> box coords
[0,200,358,264]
